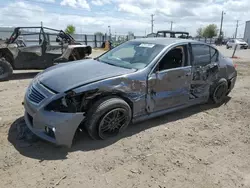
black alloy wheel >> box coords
[98,108,128,139]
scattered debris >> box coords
[130,169,142,174]
[105,177,109,184]
[54,175,67,187]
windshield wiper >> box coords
[98,59,116,66]
[98,59,137,70]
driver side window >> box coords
[157,45,187,72]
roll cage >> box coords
[6,26,76,45]
[156,30,190,39]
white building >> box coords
[243,20,250,46]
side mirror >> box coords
[148,73,157,87]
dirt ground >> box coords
[0,51,250,188]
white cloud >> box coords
[0,0,250,38]
[60,0,90,9]
[36,0,55,2]
[118,3,145,16]
[91,0,111,6]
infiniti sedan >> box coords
[23,38,237,147]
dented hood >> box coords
[38,59,135,93]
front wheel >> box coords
[85,97,132,140]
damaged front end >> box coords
[44,89,100,114]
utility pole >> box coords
[151,14,154,33]
[219,11,225,45]
[235,20,239,38]
[170,21,173,31]
[108,25,111,40]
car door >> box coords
[231,39,236,48]
[227,39,232,47]
[190,44,219,100]
[147,44,192,113]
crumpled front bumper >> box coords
[23,84,85,148]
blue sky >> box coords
[0,0,249,37]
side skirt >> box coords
[132,97,208,124]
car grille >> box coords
[27,85,46,104]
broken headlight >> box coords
[45,91,83,113]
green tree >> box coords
[202,24,218,38]
[94,32,104,36]
[65,24,76,34]
[196,27,203,37]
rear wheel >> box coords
[210,79,228,104]
[85,97,132,140]
[0,58,13,81]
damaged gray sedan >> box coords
[23,38,237,147]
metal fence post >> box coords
[84,35,87,45]
[232,44,238,58]
[94,35,97,48]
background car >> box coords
[226,38,248,49]
[23,38,237,147]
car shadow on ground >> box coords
[9,72,40,80]
[8,96,231,161]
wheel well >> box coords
[210,78,228,95]
[85,92,134,117]
[0,49,14,65]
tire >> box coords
[85,96,132,140]
[210,79,228,104]
[0,58,13,81]
[226,45,229,49]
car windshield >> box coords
[97,41,165,70]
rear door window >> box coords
[192,44,211,66]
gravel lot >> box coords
[0,48,250,188]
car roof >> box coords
[131,37,201,46]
